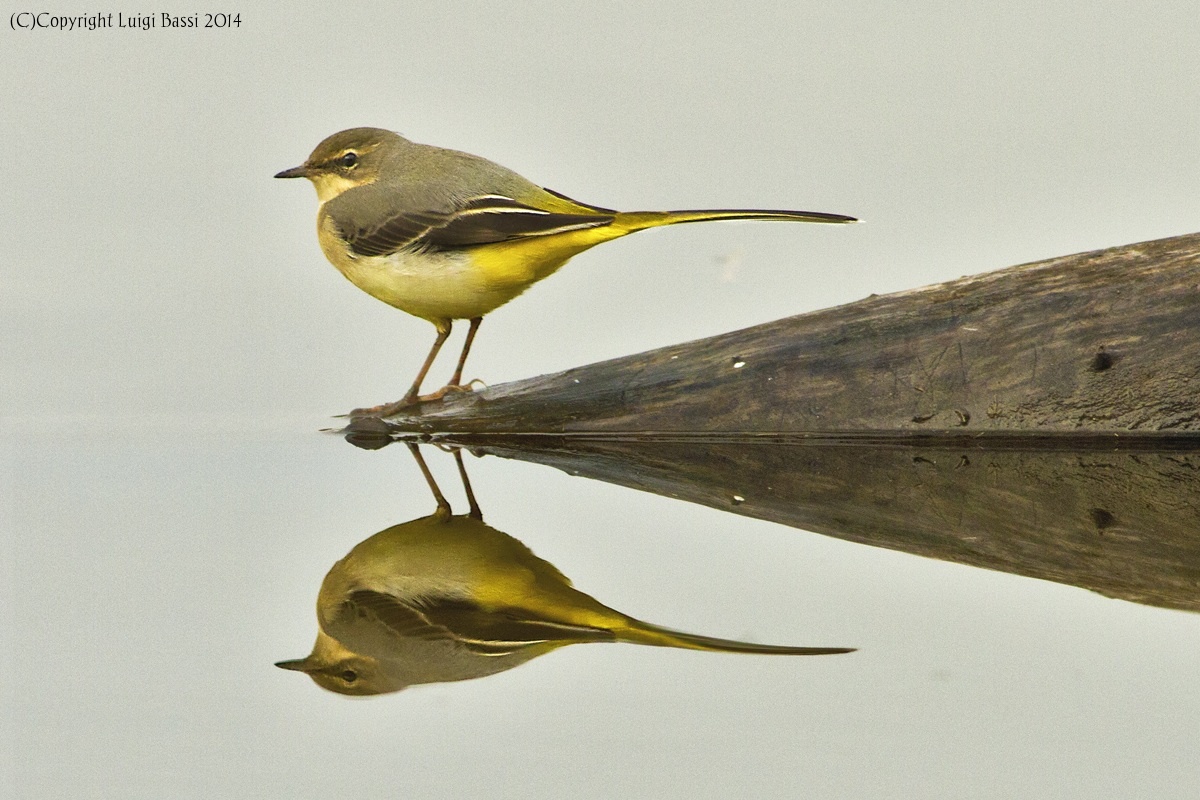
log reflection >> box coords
[346,429,1200,613]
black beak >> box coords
[274,165,311,179]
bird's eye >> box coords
[341,669,358,684]
[339,152,359,168]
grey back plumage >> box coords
[321,131,615,256]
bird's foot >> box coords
[422,378,486,402]
[433,382,476,398]
[440,378,487,396]
[407,383,471,405]
[343,382,481,419]
[344,398,418,419]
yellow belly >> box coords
[329,246,524,321]
[316,214,628,322]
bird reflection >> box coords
[276,444,854,695]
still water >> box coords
[9,4,1200,796]
[6,420,1197,798]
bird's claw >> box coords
[343,381,480,419]
[344,398,417,419]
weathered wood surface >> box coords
[373,232,1200,435]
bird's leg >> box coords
[452,448,483,520]
[407,442,451,521]
[349,321,452,418]
[410,316,484,403]
[405,320,454,403]
[449,317,483,388]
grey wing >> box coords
[334,191,615,257]
[338,590,612,657]
[418,598,616,653]
[338,590,456,643]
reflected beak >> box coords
[274,657,318,672]
[274,164,312,179]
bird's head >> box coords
[275,631,407,696]
[274,127,404,203]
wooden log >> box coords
[368,232,1200,436]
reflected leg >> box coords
[407,442,451,520]
[453,448,483,520]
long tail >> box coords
[617,618,855,656]
[613,208,858,233]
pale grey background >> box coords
[4,3,1199,799]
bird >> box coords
[275,127,858,417]
[275,446,855,695]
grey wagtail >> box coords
[276,447,854,695]
[275,128,858,417]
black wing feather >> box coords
[342,590,454,642]
[420,598,616,650]
[345,195,613,257]
[345,210,447,257]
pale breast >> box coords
[316,216,529,322]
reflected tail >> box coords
[617,619,855,656]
